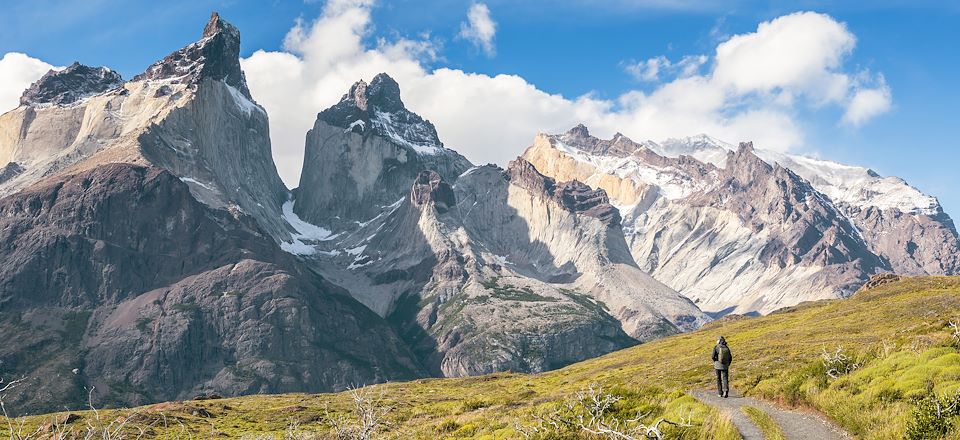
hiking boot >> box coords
[723,392,729,398]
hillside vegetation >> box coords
[3,276,959,439]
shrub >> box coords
[435,419,460,433]
[821,347,864,380]
[906,391,960,439]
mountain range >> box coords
[0,13,954,414]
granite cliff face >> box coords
[287,79,707,376]
[0,164,422,415]
[0,12,290,239]
[294,73,472,228]
[522,126,958,314]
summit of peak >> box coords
[566,123,591,138]
[134,12,251,98]
[20,62,123,106]
[318,73,447,155]
[552,125,639,158]
[336,73,404,113]
[202,12,235,38]
[367,73,403,110]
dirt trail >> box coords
[691,390,851,440]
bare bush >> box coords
[1,381,156,440]
[821,347,863,380]
[948,320,960,348]
[326,386,393,440]
[515,384,694,440]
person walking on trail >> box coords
[712,336,732,398]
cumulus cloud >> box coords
[843,76,892,126]
[458,3,496,57]
[0,52,57,113]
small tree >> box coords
[326,386,394,440]
[821,347,863,380]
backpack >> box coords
[718,345,732,364]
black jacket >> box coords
[712,337,732,370]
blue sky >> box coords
[1,0,958,216]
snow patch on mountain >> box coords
[370,110,442,155]
[225,81,262,116]
[280,199,338,255]
[552,138,715,200]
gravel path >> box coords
[691,389,851,440]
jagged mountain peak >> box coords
[318,72,446,155]
[566,123,591,138]
[724,140,773,184]
[134,11,251,98]
[202,11,235,38]
[337,74,404,113]
[553,124,641,157]
[19,61,123,106]
[367,73,405,112]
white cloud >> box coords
[843,78,892,126]
[0,52,57,114]
[625,54,707,81]
[458,3,496,57]
[625,56,668,81]
[713,11,855,99]
[1,4,891,191]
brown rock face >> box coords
[411,170,456,213]
[506,158,621,226]
[0,164,423,414]
[20,62,123,106]
[858,273,903,292]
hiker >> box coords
[712,336,732,398]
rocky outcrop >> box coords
[522,127,909,314]
[0,162,23,184]
[506,158,621,226]
[293,73,472,228]
[858,273,903,292]
[19,62,123,106]
[411,170,456,212]
[845,205,960,276]
[0,164,423,414]
[134,12,251,98]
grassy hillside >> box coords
[3,276,960,439]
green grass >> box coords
[4,276,960,439]
[742,406,786,440]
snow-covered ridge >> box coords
[754,150,941,216]
[550,137,718,202]
[636,135,941,216]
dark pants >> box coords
[715,369,729,395]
